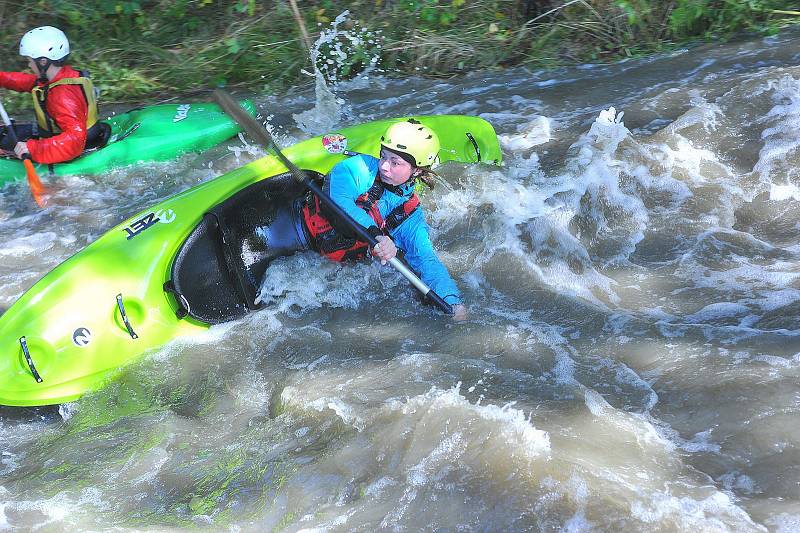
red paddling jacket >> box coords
[0,65,97,164]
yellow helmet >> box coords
[380,119,440,167]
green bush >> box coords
[1,0,797,109]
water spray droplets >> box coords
[294,11,384,134]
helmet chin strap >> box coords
[34,57,51,83]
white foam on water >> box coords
[679,429,722,454]
[583,388,677,452]
[297,513,353,533]
[363,476,398,498]
[405,431,466,487]
[255,252,383,313]
[743,288,800,322]
[147,318,241,363]
[58,402,78,421]
[524,107,653,303]
[394,383,551,461]
[305,393,365,432]
[431,168,551,230]
[227,132,268,160]
[483,307,579,386]
[752,352,800,368]
[430,99,482,116]
[598,358,659,411]
[630,490,763,531]
[753,75,800,198]
[0,232,59,258]
[562,475,595,533]
[661,91,724,136]
[719,471,759,495]
[0,487,12,531]
[766,513,800,533]
[0,491,80,530]
[770,181,800,201]
[672,231,800,309]
[430,115,627,308]
[499,115,553,151]
[124,446,172,487]
[684,302,752,323]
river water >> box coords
[2,27,800,532]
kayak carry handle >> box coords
[116,294,139,339]
[466,132,481,162]
[19,336,43,383]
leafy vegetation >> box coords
[1,0,798,110]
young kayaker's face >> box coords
[379,148,416,186]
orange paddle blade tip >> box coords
[23,159,48,208]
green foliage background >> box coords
[1,0,798,111]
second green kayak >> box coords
[0,99,256,187]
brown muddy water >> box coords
[2,23,800,532]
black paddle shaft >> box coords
[0,107,28,160]
[212,90,453,315]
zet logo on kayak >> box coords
[123,210,175,240]
[72,327,92,347]
[173,104,191,123]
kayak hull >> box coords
[0,114,502,406]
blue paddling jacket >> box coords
[301,154,462,306]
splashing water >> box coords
[293,10,382,134]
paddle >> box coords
[212,89,454,315]
[0,100,48,207]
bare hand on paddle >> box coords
[372,235,397,265]
[13,142,30,159]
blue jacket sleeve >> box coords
[324,155,380,233]
[390,210,462,305]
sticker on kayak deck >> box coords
[322,134,348,154]
[123,210,177,240]
[123,212,159,240]
[173,104,191,123]
[72,327,92,347]
[155,209,176,224]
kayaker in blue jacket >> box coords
[258,119,467,320]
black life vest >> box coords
[301,174,421,262]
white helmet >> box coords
[19,26,70,61]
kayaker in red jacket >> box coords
[0,26,103,164]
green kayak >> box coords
[0,100,256,187]
[0,114,502,407]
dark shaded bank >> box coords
[2,0,799,111]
